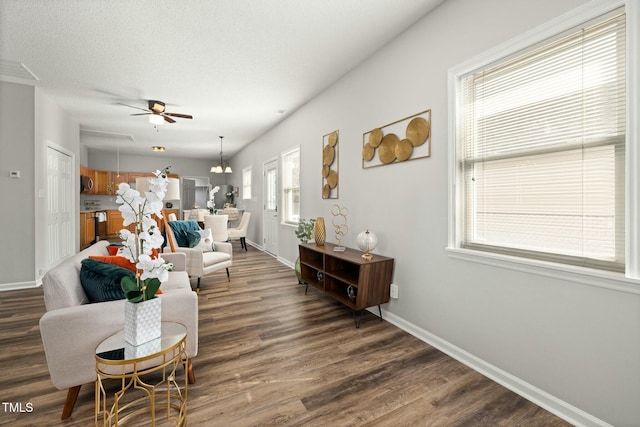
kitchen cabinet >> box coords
[106,210,134,237]
[93,170,110,195]
[110,172,129,194]
[80,212,96,249]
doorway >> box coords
[46,145,74,269]
[263,158,278,255]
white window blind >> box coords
[460,12,626,271]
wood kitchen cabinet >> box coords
[80,212,96,249]
[110,172,129,194]
[106,210,134,237]
[93,170,110,195]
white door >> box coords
[263,159,278,255]
[46,146,73,269]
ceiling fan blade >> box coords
[163,115,176,124]
[164,112,193,119]
[130,112,152,116]
[118,102,151,113]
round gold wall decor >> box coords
[362,143,375,161]
[327,170,338,188]
[322,164,330,178]
[328,131,338,147]
[322,144,335,166]
[395,139,413,161]
[406,117,430,147]
[322,184,331,198]
[368,128,383,148]
[378,133,399,164]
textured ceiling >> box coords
[0,0,443,160]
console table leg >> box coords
[353,310,362,328]
[378,305,383,322]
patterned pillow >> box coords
[196,228,216,252]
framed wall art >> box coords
[362,109,431,169]
[322,130,339,199]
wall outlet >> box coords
[390,283,399,299]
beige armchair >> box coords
[164,218,232,292]
[39,241,198,419]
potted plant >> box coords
[115,167,174,345]
[294,218,315,284]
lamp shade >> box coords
[135,177,151,194]
[165,178,180,200]
[136,177,180,201]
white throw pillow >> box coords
[196,228,216,252]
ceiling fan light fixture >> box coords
[149,114,164,125]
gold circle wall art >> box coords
[362,109,431,169]
[322,130,339,199]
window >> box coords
[282,146,300,224]
[242,167,252,200]
[450,10,626,273]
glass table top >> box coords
[96,322,186,362]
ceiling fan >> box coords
[121,100,193,124]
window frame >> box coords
[242,166,252,200]
[281,145,301,225]
[447,0,640,292]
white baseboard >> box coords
[374,307,612,427]
[0,281,40,292]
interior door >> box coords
[263,159,278,255]
[46,146,73,269]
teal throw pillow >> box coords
[183,230,201,248]
[80,258,135,303]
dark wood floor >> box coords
[0,244,572,426]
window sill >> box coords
[446,247,640,295]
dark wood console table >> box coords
[298,242,394,327]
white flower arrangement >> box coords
[115,168,173,302]
[207,186,220,212]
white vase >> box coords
[124,297,161,346]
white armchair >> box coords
[165,218,233,292]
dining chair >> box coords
[204,214,229,242]
[228,212,251,251]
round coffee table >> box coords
[95,322,188,426]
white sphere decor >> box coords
[356,229,378,260]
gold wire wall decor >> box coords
[322,130,339,199]
[330,204,348,251]
[362,109,431,169]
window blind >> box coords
[460,12,626,271]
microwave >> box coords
[80,175,94,193]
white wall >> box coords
[228,0,640,425]
[0,82,35,287]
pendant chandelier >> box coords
[210,136,232,174]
